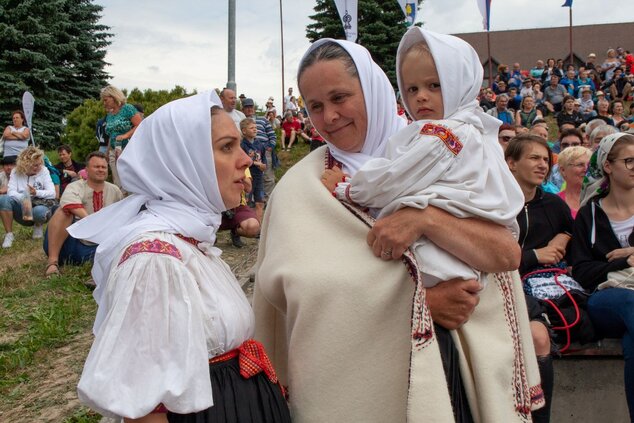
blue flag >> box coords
[562,0,573,7]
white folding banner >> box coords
[476,0,491,31]
[334,0,358,42]
[22,91,35,145]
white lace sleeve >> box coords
[78,247,213,419]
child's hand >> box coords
[321,166,345,193]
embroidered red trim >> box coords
[93,191,104,212]
[118,239,182,265]
[175,233,201,247]
[63,203,84,210]
[420,123,463,156]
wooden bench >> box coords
[551,338,628,422]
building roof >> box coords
[454,22,634,72]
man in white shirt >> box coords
[220,88,246,129]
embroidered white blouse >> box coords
[77,232,254,419]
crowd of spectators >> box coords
[484,47,634,422]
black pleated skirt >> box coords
[167,357,291,423]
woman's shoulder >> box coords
[117,232,187,268]
[120,103,138,117]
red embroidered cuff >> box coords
[62,203,85,215]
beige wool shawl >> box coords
[254,148,543,422]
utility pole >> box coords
[227,0,236,92]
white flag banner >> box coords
[476,0,491,31]
[22,91,35,145]
[334,0,358,42]
[397,0,417,26]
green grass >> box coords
[62,408,102,423]
[0,220,94,419]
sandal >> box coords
[45,262,60,277]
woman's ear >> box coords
[603,160,612,176]
[506,159,516,172]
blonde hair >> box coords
[100,85,127,106]
[16,146,45,175]
[240,117,256,132]
[401,41,433,69]
[557,146,592,169]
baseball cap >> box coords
[242,98,255,107]
[596,90,605,96]
[588,53,596,58]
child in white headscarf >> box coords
[322,27,524,288]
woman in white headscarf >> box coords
[70,92,290,423]
[570,132,634,420]
[254,35,540,423]
[324,27,524,288]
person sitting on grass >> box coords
[44,151,122,277]
[280,111,301,151]
[54,144,85,195]
[0,146,57,248]
[0,155,16,194]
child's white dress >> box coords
[334,118,524,287]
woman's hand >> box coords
[321,166,345,193]
[368,207,423,260]
[627,255,634,267]
[535,245,565,265]
[426,278,482,330]
[368,206,521,272]
[27,184,36,196]
[607,247,634,262]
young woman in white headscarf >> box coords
[570,132,634,420]
[254,35,541,423]
[69,92,291,423]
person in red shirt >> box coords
[280,112,301,151]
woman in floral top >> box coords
[100,85,142,188]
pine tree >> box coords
[0,0,111,149]
[306,0,423,87]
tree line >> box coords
[0,0,418,156]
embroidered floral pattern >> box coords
[92,191,104,212]
[118,239,182,266]
[420,123,463,155]
[495,272,535,421]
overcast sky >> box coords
[95,0,634,109]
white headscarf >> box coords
[298,39,406,174]
[68,91,227,333]
[396,27,501,139]
[580,132,629,206]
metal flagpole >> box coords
[568,6,573,65]
[227,0,236,92]
[487,30,493,87]
[279,0,285,113]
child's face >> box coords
[401,50,444,120]
[242,123,257,139]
